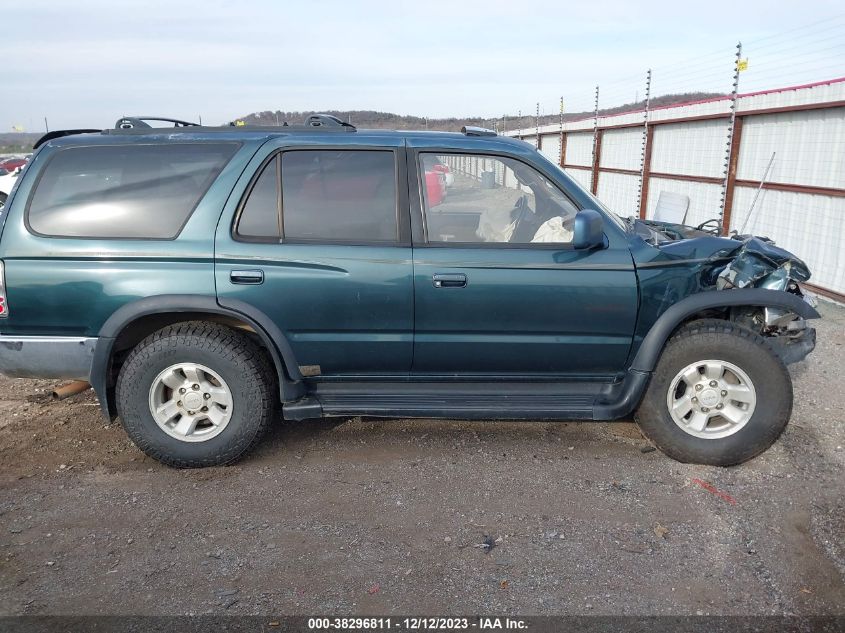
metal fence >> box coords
[500,19,845,300]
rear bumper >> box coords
[0,335,97,381]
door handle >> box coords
[432,273,467,288]
[230,269,264,285]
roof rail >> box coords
[34,129,101,150]
[461,126,496,137]
[115,117,200,130]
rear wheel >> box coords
[116,321,275,468]
[635,319,792,466]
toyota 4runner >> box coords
[0,115,819,467]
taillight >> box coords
[0,261,8,318]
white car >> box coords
[0,171,19,209]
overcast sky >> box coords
[1,0,843,131]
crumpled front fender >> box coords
[630,288,820,373]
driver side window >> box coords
[419,153,578,245]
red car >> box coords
[0,158,28,173]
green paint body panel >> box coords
[410,246,637,376]
[214,134,414,374]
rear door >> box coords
[215,134,414,376]
[409,142,638,379]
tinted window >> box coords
[28,143,237,239]
[237,156,280,239]
[281,150,397,242]
[420,153,578,245]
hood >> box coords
[629,217,812,293]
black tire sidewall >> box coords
[637,322,792,466]
[117,327,272,467]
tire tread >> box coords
[116,321,275,468]
[635,318,793,466]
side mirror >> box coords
[572,209,605,250]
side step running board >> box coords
[282,373,651,422]
[282,397,322,420]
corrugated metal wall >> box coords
[538,135,561,165]
[650,120,728,177]
[509,79,845,298]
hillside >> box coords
[0,133,40,155]
[238,92,722,132]
[0,92,724,153]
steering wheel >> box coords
[696,218,722,234]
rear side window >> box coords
[235,150,398,242]
[237,156,281,240]
[27,143,238,239]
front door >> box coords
[215,136,413,376]
[410,147,637,379]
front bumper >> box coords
[0,336,97,381]
[769,327,816,365]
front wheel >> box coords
[116,321,275,468]
[635,319,793,466]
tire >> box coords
[635,319,792,466]
[116,321,275,468]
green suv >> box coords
[0,116,819,467]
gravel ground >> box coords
[0,303,843,616]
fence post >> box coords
[637,69,652,218]
[639,127,655,219]
[535,102,542,150]
[720,42,743,233]
[559,97,565,167]
[591,130,603,195]
[722,117,744,234]
[591,86,601,194]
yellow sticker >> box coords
[235,120,246,127]
[737,59,749,72]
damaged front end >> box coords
[716,236,817,364]
[632,219,819,365]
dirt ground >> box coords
[0,303,843,617]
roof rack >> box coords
[115,116,200,130]
[461,126,497,137]
[33,114,361,149]
[305,114,355,129]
